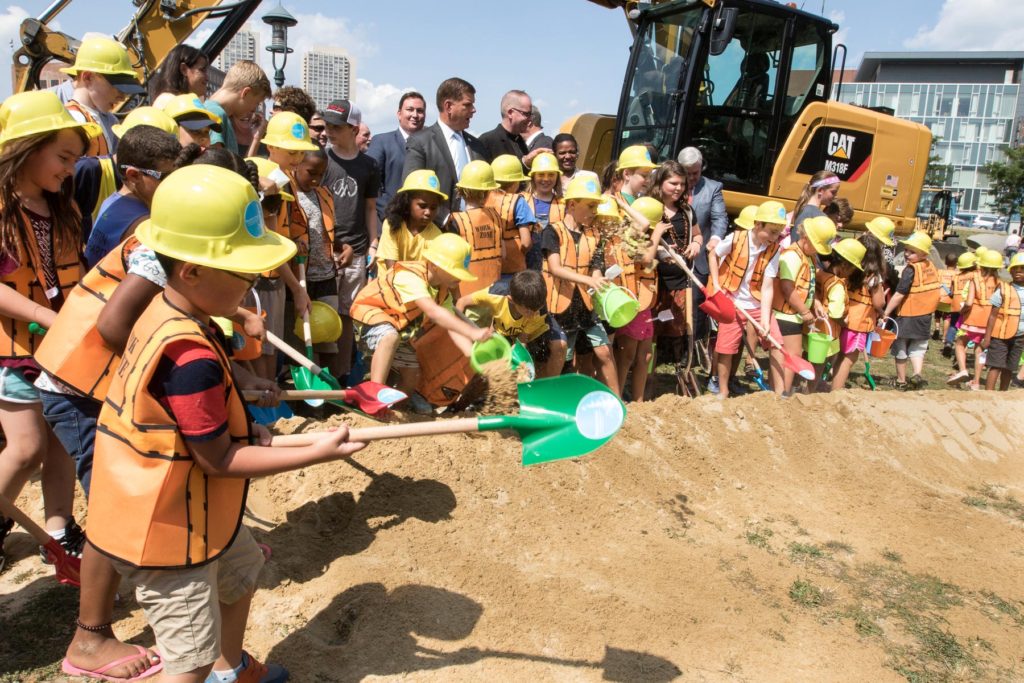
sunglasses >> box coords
[119,165,167,180]
[508,107,531,117]
[309,125,326,132]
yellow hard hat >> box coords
[160,93,222,132]
[1009,252,1024,269]
[294,301,343,343]
[492,154,529,183]
[977,249,1004,269]
[263,111,318,151]
[734,205,758,230]
[900,230,932,255]
[398,169,448,200]
[956,251,976,270]
[616,144,657,171]
[865,216,896,246]
[59,36,143,93]
[974,246,989,256]
[136,165,296,273]
[563,175,603,202]
[529,152,560,176]
[456,160,500,191]
[596,195,621,220]
[631,196,665,225]
[0,91,102,147]
[753,200,787,226]
[802,215,836,255]
[247,157,295,202]
[422,233,476,281]
[111,106,179,138]
[832,238,865,271]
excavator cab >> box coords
[617,0,831,195]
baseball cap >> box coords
[104,73,146,95]
[323,99,361,127]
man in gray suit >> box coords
[367,91,426,223]
[402,77,487,223]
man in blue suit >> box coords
[367,91,426,223]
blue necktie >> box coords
[453,132,469,178]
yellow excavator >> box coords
[567,0,932,235]
[12,0,261,99]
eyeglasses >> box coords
[119,165,167,181]
[508,107,531,117]
[224,270,260,286]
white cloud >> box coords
[904,0,1024,50]
[355,78,413,134]
[0,6,31,95]
[828,9,848,53]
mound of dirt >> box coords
[3,389,1023,682]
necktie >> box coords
[453,132,469,177]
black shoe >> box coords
[908,375,928,390]
[931,330,941,341]
[1011,377,1024,389]
[941,344,953,359]
[40,517,86,564]
[0,515,13,574]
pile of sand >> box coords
[2,389,1023,681]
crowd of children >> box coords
[0,34,1022,683]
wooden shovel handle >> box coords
[265,332,325,375]
[0,493,52,545]
[731,304,785,352]
[270,417,482,447]
[243,389,352,401]
[659,239,709,291]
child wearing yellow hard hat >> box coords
[514,152,563,271]
[489,153,540,273]
[350,233,492,413]
[832,233,887,388]
[615,144,658,205]
[160,92,223,149]
[934,251,958,348]
[81,164,363,682]
[0,90,102,575]
[451,161,504,296]
[708,200,788,398]
[981,252,1024,390]
[815,237,864,390]
[541,175,620,396]
[945,250,977,359]
[881,231,941,390]
[949,248,1003,389]
[376,169,445,275]
[61,36,145,156]
[773,214,836,393]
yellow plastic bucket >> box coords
[470,334,512,373]
[594,284,639,328]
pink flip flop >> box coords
[62,645,163,682]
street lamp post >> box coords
[262,2,297,88]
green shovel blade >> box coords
[478,374,626,466]
[289,364,342,407]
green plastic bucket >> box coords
[804,319,834,364]
[470,335,512,373]
[594,284,639,328]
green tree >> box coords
[984,145,1024,218]
[924,136,951,187]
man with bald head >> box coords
[479,89,549,166]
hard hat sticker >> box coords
[192,98,203,108]
[244,200,265,238]
[585,180,598,193]
[291,122,305,139]
[463,253,471,269]
[428,175,439,189]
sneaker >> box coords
[40,517,86,564]
[967,382,982,392]
[931,329,941,341]
[727,379,747,396]
[947,370,970,386]
[0,515,13,574]
[1012,377,1024,389]
[941,344,953,359]
[237,651,288,683]
[404,392,433,415]
[908,375,928,390]
[707,376,720,395]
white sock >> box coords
[208,669,237,683]
[47,527,66,540]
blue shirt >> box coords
[515,196,538,226]
[990,283,1024,336]
[204,99,238,155]
[85,194,149,268]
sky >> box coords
[1,0,1023,136]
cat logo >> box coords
[827,132,856,160]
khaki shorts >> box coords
[337,255,368,313]
[112,526,265,675]
[256,278,286,357]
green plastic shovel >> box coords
[272,374,626,465]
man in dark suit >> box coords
[402,77,486,223]
[524,105,554,152]
[367,91,426,222]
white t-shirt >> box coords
[714,231,780,310]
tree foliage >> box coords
[924,136,951,187]
[984,145,1024,218]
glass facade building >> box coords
[833,52,1024,215]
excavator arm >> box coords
[12,0,261,97]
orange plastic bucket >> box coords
[232,291,265,361]
[868,318,898,358]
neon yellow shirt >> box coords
[469,291,548,342]
[393,269,452,310]
[776,249,815,324]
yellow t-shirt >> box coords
[824,278,847,320]
[393,268,452,310]
[469,291,549,342]
[376,221,443,275]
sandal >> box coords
[62,645,163,682]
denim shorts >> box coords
[40,389,102,495]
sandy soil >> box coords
[2,389,1023,682]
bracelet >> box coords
[76,619,112,632]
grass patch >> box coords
[824,540,855,554]
[744,526,773,550]
[789,578,833,608]
[0,583,78,681]
[844,606,884,638]
[979,590,1024,627]
[961,485,1024,523]
[789,542,827,561]
[882,548,904,563]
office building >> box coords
[834,52,1024,215]
[301,47,353,110]
[214,24,260,73]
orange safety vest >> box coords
[485,190,529,274]
[410,322,473,406]
[951,270,976,313]
[541,220,600,315]
[0,206,84,359]
[937,268,955,307]
[349,261,451,331]
[448,207,502,296]
[960,274,999,328]
[34,236,138,399]
[845,283,879,333]
[816,271,848,323]
[87,295,250,569]
[65,101,109,157]
[520,191,566,226]
[285,185,335,261]
[715,232,779,301]
[772,244,813,316]
[605,237,657,311]
[991,282,1023,340]
[896,261,942,317]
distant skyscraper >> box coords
[214,24,260,73]
[302,47,353,110]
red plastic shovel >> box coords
[0,493,80,587]
[732,305,816,382]
[243,382,406,417]
[658,240,737,324]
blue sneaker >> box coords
[707,376,720,395]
